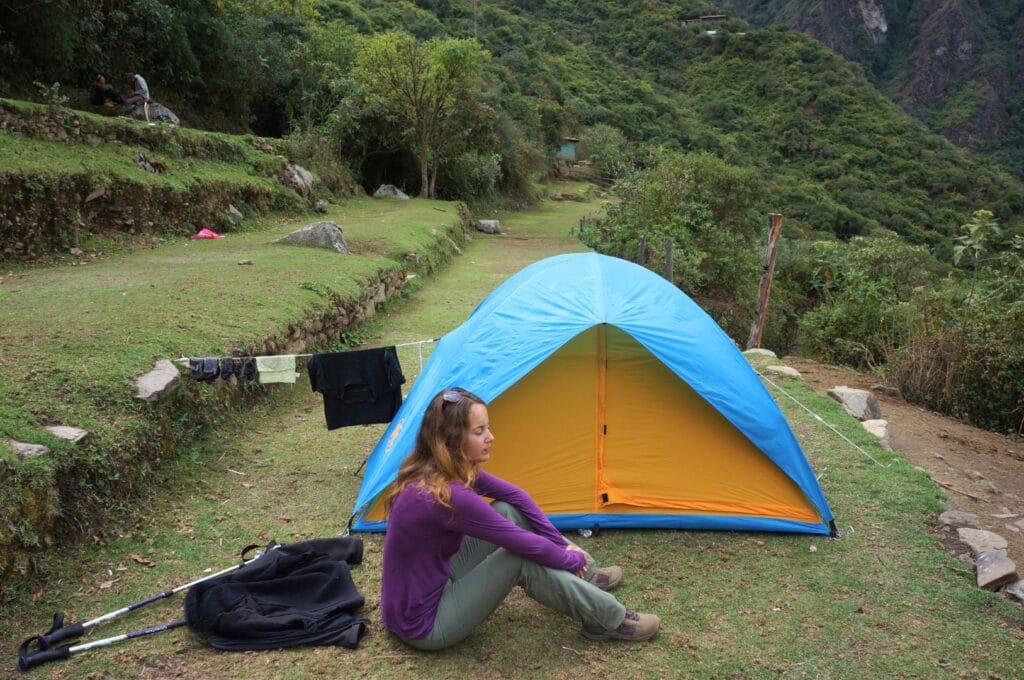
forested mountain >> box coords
[721,0,1024,180]
[3,0,1020,250]
[2,1,1022,430]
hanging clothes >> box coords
[240,357,258,382]
[188,357,221,383]
[307,347,405,429]
[220,357,238,380]
[256,355,297,384]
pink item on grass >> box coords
[192,228,223,239]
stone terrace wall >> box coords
[1,225,463,585]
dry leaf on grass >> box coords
[131,554,156,567]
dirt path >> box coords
[783,356,1024,564]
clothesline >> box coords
[174,337,439,367]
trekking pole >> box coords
[18,620,186,671]
[23,544,266,651]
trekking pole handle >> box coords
[36,622,84,649]
[37,612,85,650]
[17,640,70,671]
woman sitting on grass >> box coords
[380,387,660,650]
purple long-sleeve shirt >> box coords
[380,471,586,639]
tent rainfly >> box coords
[349,253,836,536]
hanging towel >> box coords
[256,355,297,384]
[307,347,405,429]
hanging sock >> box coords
[256,355,297,384]
[240,357,258,382]
[220,357,238,380]
[307,347,405,429]
[188,357,221,382]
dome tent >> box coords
[349,253,835,535]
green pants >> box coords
[400,501,627,651]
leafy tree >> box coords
[353,31,489,197]
[579,123,631,179]
[953,209,999,310]
[578,151,766,338]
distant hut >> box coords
[681,14,728,26]
[557,136,579,166]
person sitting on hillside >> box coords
[379,386,661,650]
[90,74,124,107]
[123,72,151,119]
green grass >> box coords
[0,198,463,446]
[2,185,1022,678]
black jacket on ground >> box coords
[307,348,405,429]
[183,537,368,651]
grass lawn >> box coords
[2,187,1022,678]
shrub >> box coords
[577,151,766,340]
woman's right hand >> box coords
[565,544,586,578]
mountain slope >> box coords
[724,0,1024,179]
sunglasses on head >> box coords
[442,390,463,405]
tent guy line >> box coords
[755,369,900,469]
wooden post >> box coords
[663,236,673,282]
[746,213,784,350]
[637,235,646,265]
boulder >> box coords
[938,510,981,529]
[373,184,410,200]
[275,221,349,254]
[124,101,180,126]
[134,359,180,402]
[742,348,777,360]
[861,419,892,450]
[826,386,882,421]
[957,527,1008,556]
[976,551,1018,591]
[1003,579,1024,603]
[42,425,88,443]
[279,164,314,195]
[765,365,801,378]
[871,383,903,399]
[314,199,329,213]
[10,440,49,461]
[474,219,502,234]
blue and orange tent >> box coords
[349,253,835,535]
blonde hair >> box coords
[384,387,485,514]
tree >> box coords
[353,32,488,198]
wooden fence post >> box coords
[746,213,783,350]
[663,236,673,282]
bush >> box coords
[577,151,766,340]
[794,235,936,366]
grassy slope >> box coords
[0,199,460,449]
[1,188,1020,678]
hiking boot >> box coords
[581,609,660,642]
[587,565,623,591]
